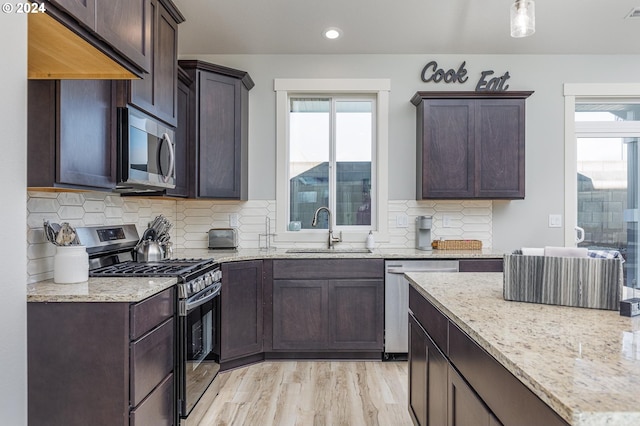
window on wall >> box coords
[275,79,390,243]
[289,97,374,229]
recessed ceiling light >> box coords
[323,27,342,40]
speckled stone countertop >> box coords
[406,272,640,426]
[27,248,503,303]
[27,276,177,303]
[173,247,506,263]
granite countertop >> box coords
[405,272,640,426]
[27,247,504,303]
[27,276,177,303]
[173,247,506,263]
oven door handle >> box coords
[180,283,221,315]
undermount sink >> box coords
[286,248,373,254]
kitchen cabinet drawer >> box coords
[130,373,174,426]
[273,259,384,280]
[409,285,448,355]
[130,317,174,407]
[458,259,503,273]
[130,287,174,340]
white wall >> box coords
[1,13,28,426]
[180,53,640,251]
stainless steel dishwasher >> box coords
[384,259,459,359]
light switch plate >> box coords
[443,215,453,228]
[549,214,562,228]
[396,214,408,228]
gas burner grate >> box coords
[90,258,216,278]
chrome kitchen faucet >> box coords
[312,206,342,249]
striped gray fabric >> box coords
[503,254,623,310]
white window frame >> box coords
[275,78,390,244]
[563,83,640,246]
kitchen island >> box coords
[406,272,640,426]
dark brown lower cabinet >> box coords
[448,366,501,426]
[273,280,328,350]
[408,315,447,426]
[221,260,264,361]
[271,259,384,353]
[409,287,569,426]
[28,287,175,426]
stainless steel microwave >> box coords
[116,106,176,192]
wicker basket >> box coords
[432,239,482,250]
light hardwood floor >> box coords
[195,361,413,426]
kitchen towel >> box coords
[543,246,588,258]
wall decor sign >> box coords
[420,60,511,92]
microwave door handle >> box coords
[160,132,175,183]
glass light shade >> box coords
[510,0,535,38]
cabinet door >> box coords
[197,71,243,198]
[409,315,448,426]
[272,280,328,350]
[328,279,383,350]
[166,71,190,197]
[475,99,525,199]
[221,260,263,360]
[409,316,428,426]
[421,99,475,198]
[58,80,117,189]
[448,366,494,426]
[49,0,96,30]
[130,0,178,126]
[96,0,152,72]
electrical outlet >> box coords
[443,215,452,228]
[229,213,239,227]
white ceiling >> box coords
[173,0,640,56]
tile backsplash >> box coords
[27,191,492,283]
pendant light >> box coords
[510,0,535,38]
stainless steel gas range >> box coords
[77,224,222,425]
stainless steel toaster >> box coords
[208,228,238,249]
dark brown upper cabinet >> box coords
[165,67,192,197]
[127,0,184,127]
[28,80,117,190]
[179,60,254,199]
[40,0,155,77]
[411,91,533,200]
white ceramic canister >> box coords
[53,245,89,284]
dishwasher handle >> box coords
[386,267,458,274]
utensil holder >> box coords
[53,245,89,284]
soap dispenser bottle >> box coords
[366,230,375,250]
